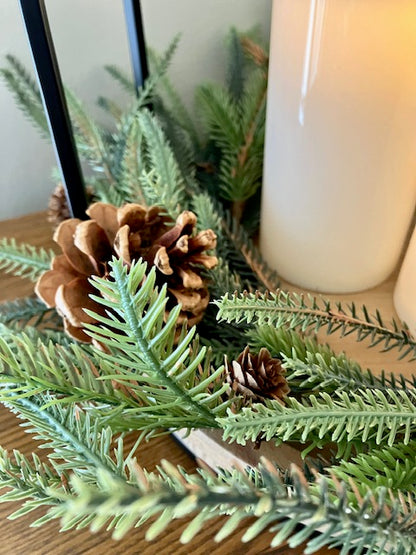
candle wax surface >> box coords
[261,0,416,293]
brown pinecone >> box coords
[48,183,94,226]
[36,202,218,342]
[47,184,71,226]
[226,346,290,404]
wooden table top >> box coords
[0,211,409,554]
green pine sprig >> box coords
[43,460,416,554]
[0,238,54,282]
[329,440,416,497]
[0,446,66,520]
[137,109,187,216]
[215,290,416,360]
[0,54,49,138]
[0,297,59,330]
[84,258,231,426]
[218,389,416,457]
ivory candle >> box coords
[394,225,416,338]
[261,0,416,293]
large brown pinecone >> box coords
[36,202,218,342]
[226,346,290,404]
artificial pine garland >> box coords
[0,30,416,554]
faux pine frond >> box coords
[85,258,230,426]
[196,42,266,209]
[192,193,278,292]
[133,34,182,109]
[137,110,187,216]
[0,296,59,330]
[64,88,116,188]
[241,35,269,70]
[109,112,145,205]
[330,441,416,496]
[248,326,388,393]
[4,394,126,480]
[149,48,201,149]
[221,214,280,292]
[218,389,416,456]
[0,54,49,138]
[152,100,199,189]
[96,95,124,119]
[197,85,241,150]
[47,460,416,554]
[215,290,416,359]
[226,28,246,102]
[0,238,54,282]
[191,193,223,236]
[249,325,345,360]
[0,447,66,520]
[219,69,266,202]
[0,333,130,406]
[285,350,416,394]
[104,65,136,95]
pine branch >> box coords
[131,34,182,110]
[248,326,385,394]
[0,238,54,282]
[108,111,145,206]
[226,28,246,103]
[97,96,123,120]
[152,99,199,194]
[0,55,49,138]
[0,332,224,434]
[249,325,345,360]
[0,447,66,521]
[191,193,223,236]
[137,109,187,217]
[64,88,116,189]
[207,259,244,298]
[0,333,130,407]
[148,47,201,150]
[191,193,279,292]
[221,215,280,292]
[285,352,416,395]
[240,36,269,70]
[46,460,416,553]
[196,44,267,207]
[250,326,416,395]
[197,85,241,150]
[219,69,266,203]
[218,389,416,456]
[3,394,126,481]
[85,258,230,425]
[329,441,416,497]
[104,65,136,95]
[0,297,59,330]
[215,290,416,360]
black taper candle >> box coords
[19,0,88,219]
[123,0,149,91]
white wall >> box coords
[0,0,271,220]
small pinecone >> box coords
[226,346,289,404]
[48,183,94,226]
[36,202,218,342]
[47,184,71,226]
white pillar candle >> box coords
[394,225,416,337]
[261,0,416,293]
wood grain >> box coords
[0,211,382,554]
